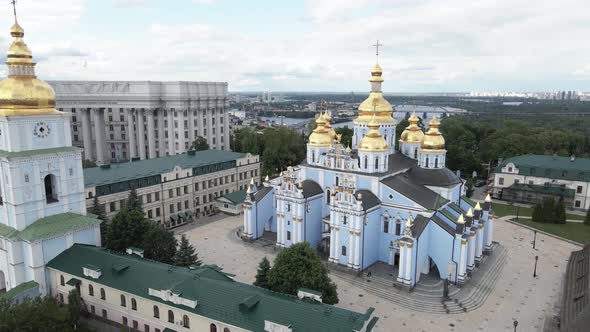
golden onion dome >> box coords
[0,20,60,116]
[420,116,445,150]
[355,63,394,124]
[358,115,388,152]
[308,112,333,147]
[400,112,424,143]
[323,112,337,140]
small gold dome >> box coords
[308,113,333,147]
[323,112,337,140]
[400,112,424,143]
[420,117,445,150]
[358,115,388,152]
[0,20,60,116]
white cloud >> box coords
[2,0,588,92]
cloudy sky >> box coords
[1,0,589,92]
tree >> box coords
[190,136,209,151]
[267,242,338,304]
[126,188,142,212]
[465,178,475,198]
[554,199,567,224]
[88,195,108,246]
[335,126,353,148]
[174,234,201,267]
[532,203,543,223]
[82,159,97,169]
[142,223,177,264]
[67,289,81,329]
[0,297,71,331]
[253,257,271,289]
[105,209,150,252]
[585,208,590,226]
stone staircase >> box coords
[330,244,508,314]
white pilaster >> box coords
[147,110,156,159]
[137,110,146,160]
[397,244,406,283]
[126,108,137,159]
[475,224,484,263]
[404,244,412,283]
[485,219,494,250]
[81,108,93,160]
[157,109,165,156]
[93,108,107,165]
[354,231,361,268]
[167,110,175,155]
[467,231,476,271]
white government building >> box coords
[48,80,230,165]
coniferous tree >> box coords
[173,234,201,267]
[67,289,81,329]
[253,257,271,289]
[532,203,543,223]
[267,242,338,304]
[88,195,108,246]
[584,208,590,226]
[554,199,567,224]
[126,187,142,212]
[142,223,177,264]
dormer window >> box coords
[83,265,102,279]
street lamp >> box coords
[533,255,539,278]
[532,230,537,249]
[513,320,518,332]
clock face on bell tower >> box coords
[33,122,51,138]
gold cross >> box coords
[10,0,17,22]
[372,40,383,62]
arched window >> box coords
[335,176,339,186]
[434,157,439,168]
[120,294,126,307]
[153,305,160,318]
[88,284,94,296]
[414,148,418,159]
[312,151,315,163]
[100,288,106,300]
[375,157,379,169]
[168,310,174,323]
[364,156,368,169]
[383,218,389,233]
[210,323,217,332]
[131,298,137,310]
[326,190,331,205]
[395,219,401,235]
[183,315,190,328]
[44,174,58,203]
[425,156,429,168]
[223,328,231,332]
[60,275,65,286]
[341,245,347,256]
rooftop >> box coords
[219,188,248,204]
[84,150,247,188]
[496,154,590,182]
[47,244,376,332]
[0,212,101,242]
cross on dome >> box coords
[372,39,383,63]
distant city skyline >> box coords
[1,0,589,92]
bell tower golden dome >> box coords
[0,13,60,116]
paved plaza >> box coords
[176,214,580,332]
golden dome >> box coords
[358,115,388,152]
[420,117,445,150]
[355,64,394,124]
[324,113,337,140]
[308,112,333,147]
[400,112,424,143]
[0,20,60,116]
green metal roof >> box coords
[496,154,590,182]
[0,281,38,300]
[47,244,375,332]
[0,146,80,159]
[220,189,248,204]
[0,213,102,242]
[84,150,246,188]
[461,195,476,207]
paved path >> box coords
[179,215,579,332]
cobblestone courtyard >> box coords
[176,215,579,332]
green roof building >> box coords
[492,154,590,209]
[47,244,377,332]
[83,150,260,228]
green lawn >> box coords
[493,202,585,221]
[511,218,590,244]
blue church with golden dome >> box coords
[243,63,495,287]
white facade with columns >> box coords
[48,81,230,164]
